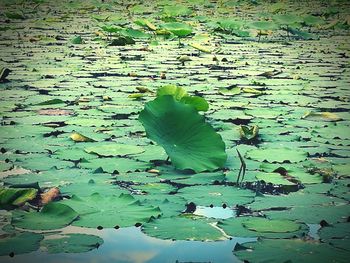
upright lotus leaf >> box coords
[180,96,209,112]
[84,143,145,157]
[239,125,259,141]
[134,19,157,31]
[71,36,83,44]
[142,216,225,241]
[120,28,151,39]
[157,85,188,100]
[234,239,349,263]
[0,187,38,208]
[41,233,104,254]
[157,85,209,111]
[12,203,78,230]
[139,96,227,172]
[161,22,193,37]
[0,232,43,256]
[61,193,161,228]
[248,21,278,30]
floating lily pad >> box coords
[79,157,150,173]
[218,217,306,238]
[12,203,78,230]
[177,185,255,206]
[61,193,161,228]
[142,216,224,241]
[139,96,227,172]
[0,232,43,256]
[235,239,349,263]
[246,148,308,163]
[41,233,104,254]
[85,143,145,157]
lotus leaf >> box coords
[85,143,145,157]
[12,202,78,230]
[142,216,224,241]
[139,95,227,172]
[234,239,349,263]
[157,85,209,111]
[218,217,307,238]
[41,233,104,254]
[246,147,308,163]
[161,22,193,37]
[0,232,43,256]
[61,193,161,228]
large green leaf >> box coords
[142,216,225,241]
[0,187,38,207]
[41,233,104,254]
[12,203,78,230]
[157,85,209,111]
[61,193,161,228]
[139,95,227,172]
[0,232,43,256]
[161,22,193,37]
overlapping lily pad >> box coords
[12,203,78,230]
[61,193,161,228]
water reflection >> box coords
[0,226,255,263]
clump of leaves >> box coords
[139,87,227,173]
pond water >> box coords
[1,0,350,262]
[0,226,256,263]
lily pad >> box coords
[177,185,255,206]
[218,217,306,239]
[161,22,193,37]
[142,216,224,241]
[0,232,43,256]
[41,233,104,254]
[12,202,78,230]
[246,148,308,163]
[235,239,349,263]
[84,143,145,157]
[61,193,161,228]
[139,95,227,172]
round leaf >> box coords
[142,216,225,241]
